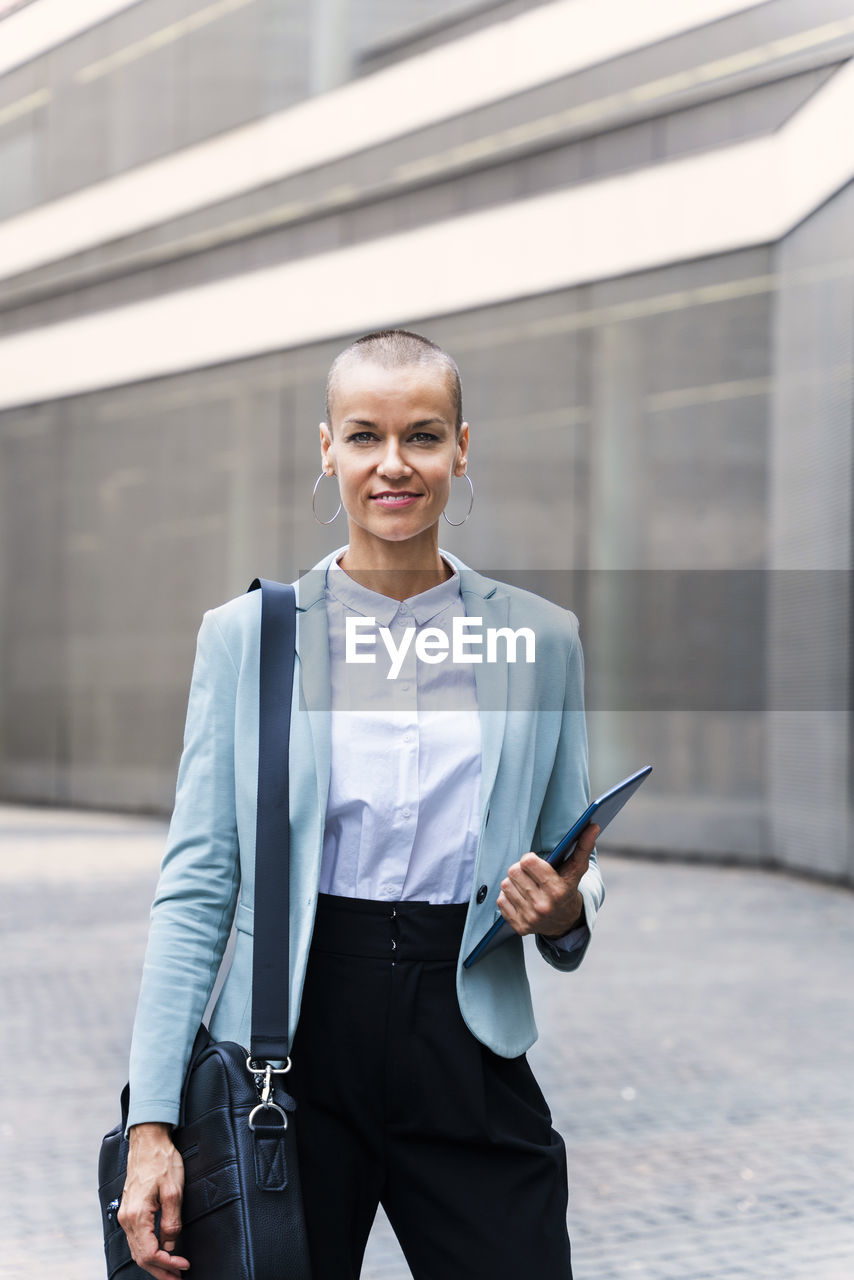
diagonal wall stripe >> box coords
[0,0,142,77]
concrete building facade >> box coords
[0,0,851,881]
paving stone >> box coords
[1,805,852,1280]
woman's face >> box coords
[319,359,469,554]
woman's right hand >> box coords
[118,1122,190,1277]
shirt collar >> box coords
[326,550,462,625]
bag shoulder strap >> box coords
[246,577,296,1062]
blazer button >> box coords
[476,884,488,905]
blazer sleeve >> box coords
[125,609,242,1132]
[533,617,605,973]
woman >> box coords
[119,329,604,1280]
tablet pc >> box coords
[462,764,652,969]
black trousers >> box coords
[288,893,573,1280]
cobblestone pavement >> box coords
[1,803,853,1280]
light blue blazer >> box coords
[127,548,604,1130]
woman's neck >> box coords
[337,532,453,601]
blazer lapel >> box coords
[448,556,509,827]
[293,552,338,829]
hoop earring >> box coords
[442,472,474,526]
[312,470,342,525]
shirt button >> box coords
[401,683,411,692]
[402,808,411,819]
[476,884,488,904]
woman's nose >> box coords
[377,440,411,477]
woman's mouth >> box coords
[371,492,420,508]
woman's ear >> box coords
[319,421,335,475]
[454,422,470,476]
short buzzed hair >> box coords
[325,329,463,433]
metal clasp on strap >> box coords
[248,1098,289,1131]
[246,1057,292,1130]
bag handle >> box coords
[246,577,296,1062]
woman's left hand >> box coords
[497,823,600,940]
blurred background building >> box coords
[0,0,851,881]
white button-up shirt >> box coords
[318,550,587,950]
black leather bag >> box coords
[98,579,312,1280]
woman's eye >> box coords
[346,431,438,444]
